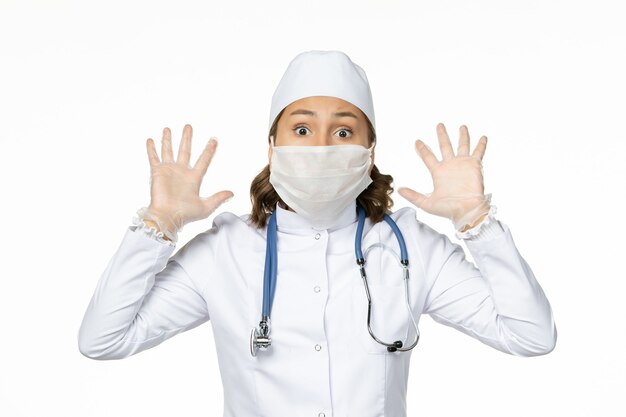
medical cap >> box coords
[268,50,376,131]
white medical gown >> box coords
[78,199,557,417]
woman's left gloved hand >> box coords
[398,123,491,232]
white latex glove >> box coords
[138,124,234,241]
[398,123,491,232]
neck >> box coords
[278,201,295,213]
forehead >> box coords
[284,96,362,113]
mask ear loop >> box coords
[367,141,375,170]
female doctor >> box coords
[78,50,557,417]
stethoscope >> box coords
[250,205,420,357]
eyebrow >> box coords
[289,109,359,119]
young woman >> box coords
[78,50,557,417]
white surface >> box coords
[0,0,623,416]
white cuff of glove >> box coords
[452,193,492,231]
[133,207,179,245]
[454,204,501,240]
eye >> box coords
[293,125,310,136]
[336,128,353,139]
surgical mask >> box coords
[268,135,375,229]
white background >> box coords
[1,0,624,416]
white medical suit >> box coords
[78,199,557,417]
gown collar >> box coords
[275,199,358,233]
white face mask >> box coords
[268,135,375,229]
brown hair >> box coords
[247,107,394,229]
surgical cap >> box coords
[268,50,376,131]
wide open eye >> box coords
[336,128,353,139]
[293,125,311,136]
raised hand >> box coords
[141,124,234,240]
[397,123,491,231]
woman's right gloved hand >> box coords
[138,124,234,242]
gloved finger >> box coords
[177,124,193,167]
[397,187,427,208]
[146,138,161,167]
[194,137,219,177]
[437,123,455,160]
[161,127,175,163]
[457,125,470,156]
[414,140,438,171]
[471,136,488,160]
[201,190,235,218]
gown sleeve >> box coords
[77,216,213,360]
[418,216,557,357]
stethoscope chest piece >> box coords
[250,320,272,357]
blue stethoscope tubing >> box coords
[250,205,420,357]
